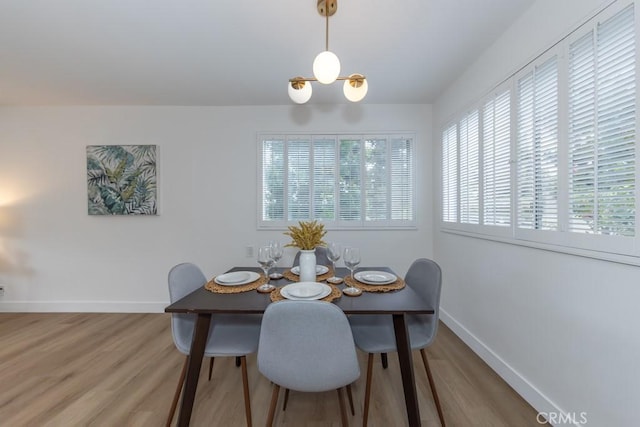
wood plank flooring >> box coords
[0,313,546,426]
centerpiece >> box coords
[284,220,327,282]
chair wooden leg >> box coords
[420,348,446,427]
[381,352,388,369]
[208,357,214,381]
[346,383,355,415]
[166,356,188,427]
[266,384,280,427]
[282,388,290,411]
[337,387,349,427]
[362,353,374,427]
[240,356,252,427]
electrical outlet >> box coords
[0,285,5,297]
[245,246,254,258]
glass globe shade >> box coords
[313,51,340,84]
[343,76,368,102]
[288,80,312,104]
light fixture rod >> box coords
[317,0,336,50]
[325,0,329,51]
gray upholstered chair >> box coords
[292,246,330,267]
[348,258,446,427]
[257,300,360,427]
[167,263,261,427]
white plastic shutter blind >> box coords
[459,110,480,224]
[313,137,337,221]
[391,137,414,220]
[339,138,362,222]
[517,56,559,230]
[364,138,388,221]
[287,137,311,220]
[568,4,635,237]
[483,90,511,226]
[261,138,285,221]
[260,133,414,228]
[442,124,458,222]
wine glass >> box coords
[327,242,342,284]
[269,240,284,280]
[257,246,275,289]
[343,247,361,294]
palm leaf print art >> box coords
[87,145,158,215]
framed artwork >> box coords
[86,145,158,215]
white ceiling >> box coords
[0,0,535,106]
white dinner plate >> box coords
[354,270,397,285]
[214,271,261,286]
[280,282,332,300]
[290,265,329,275]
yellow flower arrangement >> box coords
[283,220,327,250]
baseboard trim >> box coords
[0,301,167,313]
[440,308,580,427]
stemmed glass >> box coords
[269,240,284,280]
[327,242,342,284]
[257,246,276,291]
[343,247,361,294]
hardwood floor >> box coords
[0,313,546,426]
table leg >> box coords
[176,313,212,427]
[393,313,421,427]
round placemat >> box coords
[282,268,333,283]
[205,274,268,294]
[343,275,405,293]
[270,284,342,302]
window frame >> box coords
[258,132,417,230]
[440,0,640,261]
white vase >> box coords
[298,249,317,282]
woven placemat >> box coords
[344,276,405,293]
[282,268,333,283]
[270,284,342,302]
[205,274,268,294]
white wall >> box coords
[433,0,640,426]
[0,104,433,312]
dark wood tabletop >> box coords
[166,266,435,315]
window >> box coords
[441,1,638,259]
[459,110,480,224]
[568,4,636,237]
[483,90,511,227]
[516,55,559,231]
[442,124,458,223]
[259,133,415,229]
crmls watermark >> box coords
[537,412,588,425]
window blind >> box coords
[442,124,458,222]
[517,55,559,230]
[483,90,511,226]
[391,137,414,221]
[460,110,480,224]
[568,4,636,237]
[313,137,336,221]
[287,138,311,221]
[339,138,362,222]
[364,138,388,221]
[261,138,285,221]
[259,133,415,228]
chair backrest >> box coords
[405,258,442,345]
[168,262,208,354]
[292,246,330,267]
[258,300,360,392]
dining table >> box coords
[164,266,435,427]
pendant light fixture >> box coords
[288,0,368,104]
